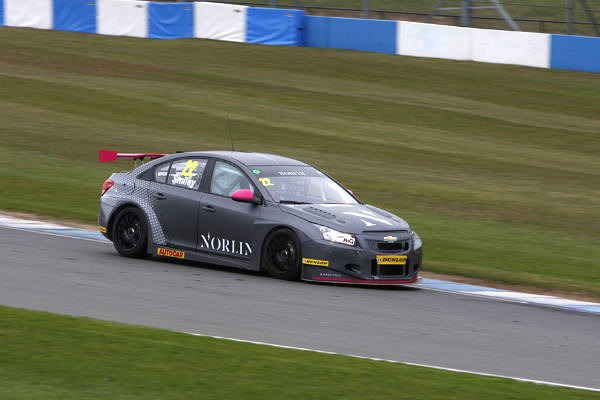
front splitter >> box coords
[303,276,422,285]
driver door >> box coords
[196,161,261,260]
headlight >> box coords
[317,225,356,246]
[411,231,422,250]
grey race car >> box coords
[98,150,422,284]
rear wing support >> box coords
[99,149,168,168]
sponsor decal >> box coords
[99,226,107,233]
[383,236,397,243]
[253,169,261,174]
[171,175,197,188]
[258,177,275,187]
[157,248,185,259]
[361,219,376,227]
[199,232,253,256]
[343,211,392,226]
[376,255,407,265]
[319,272,342,278]
[277,171,306,176]
[302,258,329,267]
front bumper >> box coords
[300,236,422,285]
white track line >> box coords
[185,332,600,392]
[0,225,111,244]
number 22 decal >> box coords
[259,178,274,187]
[181,160,199,177]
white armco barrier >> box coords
[195,2,248,42]
[398,22,471,61]
[5,0,53,30]
[397,22,551,69]
[97,0,148,38]
[471,29,550,68]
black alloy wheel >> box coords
[262,228,302,280]
[112,207,150,258]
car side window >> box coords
[210,161,254,197]
[167,159,207,190]
[154,163,171,184]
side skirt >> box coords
[149,244,255,271]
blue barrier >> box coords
[1,0,599,74]
[149,2,194,39]
[551,34,600,73]
[246,7,304,46]
[305,16,396,54]
[54,0,96,34]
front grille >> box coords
[379,265,407,276]
[377,241,409,251]
[363,231,411,253]
[371,259,410,277]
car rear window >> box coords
[154,163,170,184]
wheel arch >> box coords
[106,202,145,241]
[259,224,306,272]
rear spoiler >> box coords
[99,149,168,164]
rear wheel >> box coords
[262,228,301,280]
[112,207,149,258]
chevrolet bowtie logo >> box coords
[383,236,397,243]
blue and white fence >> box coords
[0,0,598,73]
[0,0,304,45]
[306,15,599,72]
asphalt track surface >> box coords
[2,227,599,389]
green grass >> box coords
[0,27,599,298]
[0,305,597,399]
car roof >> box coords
[180,151,309,167]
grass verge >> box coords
[0,305,597,399]
[0,27,599,298]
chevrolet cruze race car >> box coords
[98,150,422,284]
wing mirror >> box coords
[231,189,262,205]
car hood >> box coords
[279,203,410,233]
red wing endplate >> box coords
[99,149,168,163]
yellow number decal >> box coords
[259,177,274,187]
[181,160,199,177]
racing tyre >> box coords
[262,228,302,280]
[112,207,150,258]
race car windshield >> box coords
[250,166,358,204]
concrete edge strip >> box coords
[184,332,600,392]
[1,214,599,315]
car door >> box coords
[151,158,207,249]
[196,160,261,260]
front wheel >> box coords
[262,228,302,280]
[112,207,150,258]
